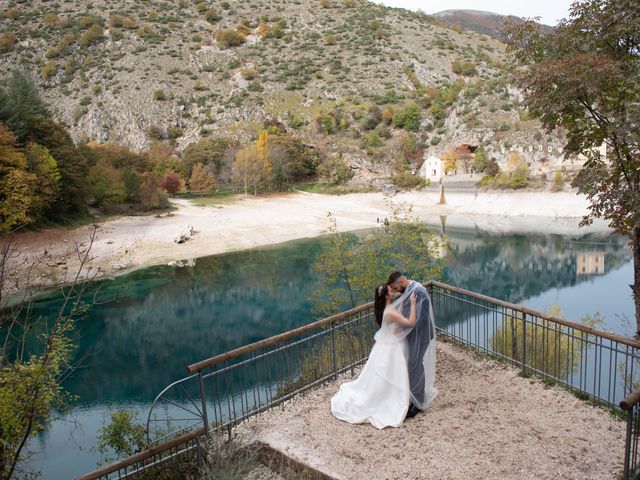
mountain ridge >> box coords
[0,0,565,184]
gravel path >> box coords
[236,339,625,480]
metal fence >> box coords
[76,428,205,480]
[621,390,640,480]
[175,302,376,437]
[77,280,640,480]
[429,280,640,407]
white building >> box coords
[421,155,443,183]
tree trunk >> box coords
[633,224,640,338]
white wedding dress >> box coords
[330,307,412,429]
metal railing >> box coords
[178,301,376,437]
[429,280,640,407]
[621,389,640,480]
[77,302,376,480]
[76,428,206,480]
[77,280,640,480]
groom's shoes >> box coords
[405,404,422,420]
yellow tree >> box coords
[0,124,37,230]
[256,130,272,183]
[441,147,458,175]
[189,162,215,192]
[24,142,61,217]
[232,145,258,194]
[506,151,525,172]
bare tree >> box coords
[0,225,100,479]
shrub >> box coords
[472,147,488,172]
[123,169,141,202]
[486,158,500,176]
[122,17,137,29]
[361,131,381,149]
[109,14,125,28]
[391,157,424,189]
[509,163,530,188]
[381,107,394,125]
[0,32,17,53]
[159,171,183,194]
[240,68,256,80]
[40,61,58,80]
[43,12,60,27]
[148,125,165,140]
[317,153,352,184]
[204,10,221,23]
[79,24,104,47]
[451,59,477,76]
[236,23,251,36]
[168,126,183,139]
[376,125,391,139]
[392,103,421,131]
[215,29,245,48]
[551,171,564,192]
[153,90,167,101]
[480,163,529,190]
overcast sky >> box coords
[371,0,575,26]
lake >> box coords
[18,224,634,479]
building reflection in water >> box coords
[576,252,605,276]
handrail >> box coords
[186,302,373,373]
[79,279,640,480]
[621,388,640,411]
[145,373,199,442]
[428,280,640,349]
[186,279,640,374]
[75,427,206,480]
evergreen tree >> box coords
[0,72,49,142]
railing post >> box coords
[521,312,527,376]
[331,322,338,377]
[198,371,209,435]
[511,313,518,364]
[624,407,633,480]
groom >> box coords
[387,271,434,419]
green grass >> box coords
[183,191,238,206]
[295,182,377,195]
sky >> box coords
[372,0,574,26]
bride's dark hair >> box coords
[374,284,389,328]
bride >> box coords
[330,281,436,429]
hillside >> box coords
[434,9,554,40]
[0,0,566,183]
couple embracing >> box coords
[331,271,437,429]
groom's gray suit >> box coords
[400,281,435,405]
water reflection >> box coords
[442,228,630,306]
[576,252,605,276]
[16,226,633,479]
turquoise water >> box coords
[18,227,635,478]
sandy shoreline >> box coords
[6,190,611,294]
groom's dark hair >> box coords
[387,271,403,285]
